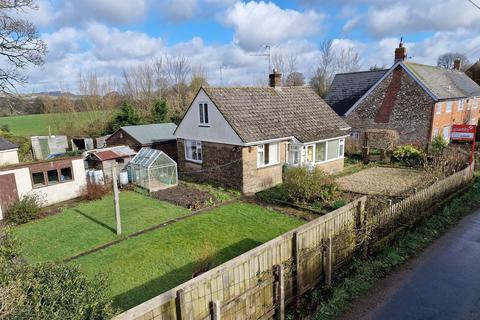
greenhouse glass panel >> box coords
[128,147,178,192]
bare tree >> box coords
[272,51,299,85]
[0,0,47,92]
[285,72,305,86]
[437,53,470,71]
[310,39,360,97]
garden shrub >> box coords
[0,230,115,320]
[6,193,43,225]
[283,167,338,204]
[82,181,111,201]
[430,135,448,156]
[392,145,425,167]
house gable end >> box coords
[175,88,244,145]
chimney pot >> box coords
[454,59,462,71]
[394,40,407,63]
[269,69,282,88]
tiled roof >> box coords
[203,86,350,143]
[119,123,177,145]
[0,137,18,151]
[403,62,480,99]
[325,70,388,116]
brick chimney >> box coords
[394,40,407,63]
[454,59,462,71]
[269,69,282,88]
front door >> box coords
[0,174,18,220]
[443,126,451,142]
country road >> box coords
[338,208,480,320]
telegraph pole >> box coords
[112,163,122,235]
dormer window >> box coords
[199,103,209,126]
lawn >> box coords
[71,202,304,311]
[13,191,189,262]
[0,111,103,137]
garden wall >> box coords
[113,163,474,320]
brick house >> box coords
[106,123,178,162]
[466,59,480,86]
[175,71,350,194]
[0,157,87,220]
[327,43,480,146]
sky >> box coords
[14,0,480,93]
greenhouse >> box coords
[128,147,178,192]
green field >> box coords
[13,195,304,311]
[0,112,102,137]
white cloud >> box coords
[76,0,148,24]
[160,0,199,22]
[224,1,324,51]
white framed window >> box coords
[436,104,442,114]
[315,142,326,163]
[433,128,439,137]
[442,126,450,142]
[199,103,209,126]
[339,139,345,157]
[475,98,479,109]
[349,131,360,140]
[288,145,301,165]
[458,100,464,111]
[467,99,471,110]
[446,101,452,113]
[185,140,202,163]
[257,143,280,168]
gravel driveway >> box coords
[337,167,427,197]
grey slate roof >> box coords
[325,70,388,116]
[121,123,177,145]
[403,62,480,99]
[203,86,350,144]
[0,137,18,151]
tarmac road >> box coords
[338,208,480,320]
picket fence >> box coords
[113,163,474,320]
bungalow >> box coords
[0,157,87,220]
[107,123,178,161]
[327,42,480,145]
[175,70,350,194]
[0,137,19,166]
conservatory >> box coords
[128,147,178,192]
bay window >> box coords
[257,143,279,168]
[185,140,202,163]
[315,142,326,162]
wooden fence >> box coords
[113,163,474,320]
[368,162,475,240]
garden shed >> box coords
[128,147,178,192]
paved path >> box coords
[339,208,480,320]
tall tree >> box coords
[151,100,167,123]
[437,53,470,71]
[310,39,360,97]
[0,0,47,92]
[285,72,305,86]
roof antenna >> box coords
[250,45,271,75]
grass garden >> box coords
[11,191,304,311]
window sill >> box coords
[185,159,203,165]
[32,180,74,189]
[198,124,210,128]
[257,162,281,169]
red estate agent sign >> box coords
[451,124,477,166]
[451,124,476,141]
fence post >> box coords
[274,264,285,320]
[175,289,185,320]
[292,232,301,305]
[212,300,221,320]
[324,237,333,287]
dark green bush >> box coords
[0,231,115,320]
[283,167,338,204]
[6,193,43,225]
[392,145,425,167]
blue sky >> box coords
[16,0,480,92]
